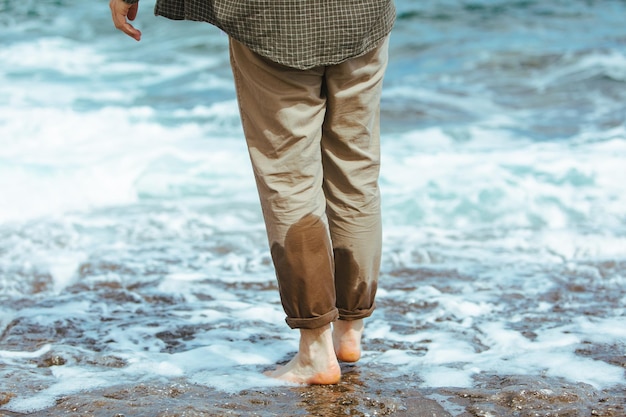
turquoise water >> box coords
[1,0,625,414]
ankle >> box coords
[333,318,364,336]
[298,325,334,356]
[332,319,364,363]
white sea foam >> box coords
[380,125,626,234]
[361,317,626,391]
[0,38,106,77]
[532,50,626,91]
[6,367,124,414]
[0,104,252,223]
[0,344,51,360]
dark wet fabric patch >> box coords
[334,247,377,320]
[270,214,337,329]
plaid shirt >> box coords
[124,0,395,69]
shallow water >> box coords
[1,0,625,415]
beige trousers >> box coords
[229,37,389,329]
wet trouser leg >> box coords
[229,37,388,329]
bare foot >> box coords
[265,324,341,385]
[332,319,364,362]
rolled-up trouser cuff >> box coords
[285,308,339,330]
[338,303,376,321]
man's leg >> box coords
[321,37,390,361]
[229,38,340,383]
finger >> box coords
[121,22,142,41]
[110,0,142,41]
[127,3,138,21]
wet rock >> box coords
[84,355,127,369]
[447,375,625,417]
[0,392,15,406]
[38,352,67,367]
[575,342,626,369]
[12,373,454,417]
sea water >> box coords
[1,0,625,414]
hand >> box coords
[110,0,142,41]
